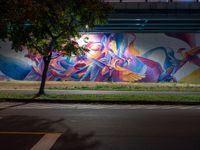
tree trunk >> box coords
[37,52,52,95]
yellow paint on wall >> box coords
[109,40,117,54]
[128,41,141,56]
[180,68,200,83]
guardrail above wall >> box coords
[94,0,200,33]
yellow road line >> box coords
[0,131,62,150]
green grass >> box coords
[48,83,200,92]
[1,81,200,91]
[0,92,200,103]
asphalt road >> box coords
[1,102,200,150]
[1,89,200,95]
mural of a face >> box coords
[0,33,200,82]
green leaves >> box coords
[1,0,112,57]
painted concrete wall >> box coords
[0,33,200,82]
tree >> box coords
[0,0,112,95]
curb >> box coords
[1,98,200,106]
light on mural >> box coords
[85,24,89,29]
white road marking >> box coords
[31,133,61,150]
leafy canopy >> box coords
[0,0,112,56]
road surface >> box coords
[1,102,200,150]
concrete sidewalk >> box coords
[0,89,200,95]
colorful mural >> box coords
[0,33,200,82]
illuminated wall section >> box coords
[0,33,200,82]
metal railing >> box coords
[103,0,199,2]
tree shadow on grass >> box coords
[0,115,100,150]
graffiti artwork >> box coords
[0,33,200,82]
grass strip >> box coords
[0,92,200,103]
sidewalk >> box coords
[1,89,200,95]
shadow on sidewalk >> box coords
[0,102,29,111]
